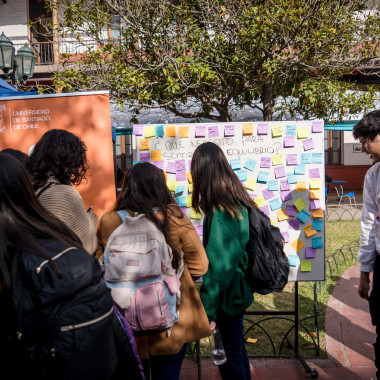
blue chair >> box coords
[335,186,356,207]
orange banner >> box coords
[0,91,116,221]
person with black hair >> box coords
[353,109,380,380]
[0,148,28,167]
[28,129,98,255]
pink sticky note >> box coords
[175,159,186,172]
[133,124,144,136]
[188,160,192,171]
[310,199,321,210]
[288,219,300,230]
[280,190,293,201]
[281,231,290,243]
[280,180,292,191]
[260,157,271,168]
[287,154,298,165]
[309,168,320,178]
[224,125,235,136]
[312,121,323,133]
[176,171,187,181]
[195,225,203,236]
[257,123,269,135]
[154,160,164,170]
[303,138,315,151]
[305,247,317,258]
[259,205,270,216]
[285,205,297,216]
[140,152,150,162]
[195,126,206,137]
[274,166,286,178]
[262,188,275,200]
[284,136,295,148]
[208,126,219,137]
[166,162,176,174]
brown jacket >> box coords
[96,209,211,358]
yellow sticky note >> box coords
[272,154,283,166]
[185,196,192,208]
[296,181,307,192]
[243,123,254,135]
[187,172,193,183]
[190,208,202,219]
[144,126,155,138]
[165,126,176,137]
[277,209,289,222]
[294,198,307,212]
[312,209,324,218]
[304,224,317,237]
[167,180,177,192]
[309,179,321,189]
[291,238,305,252]
[139,139,150,151]
[310,190,321,200]
[254,196,265,208]
[178,126,189,138]
[271,125,283,137]
[188,182,193,193]
[246,338,258,344]
[245,178,257,191]
[300,260,311,272]
[151,150,162,161]
[270,219,278,227]
[297,127,308,139]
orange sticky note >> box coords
[296,181,307,192]
[151,150,162,161]
[304,224,317,237]
[312,209,324,218]
[277,209,289,222]
[310,190,321,200]
[139,139,150,150]
[243,123,254,135]
[186,172,193,183]
[178,126,189,138]
[291,238,305,252]
[163,171,168,181]
[165,126,176,137]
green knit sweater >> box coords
[200,207,254,321]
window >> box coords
[324,130,342,164]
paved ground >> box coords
[180,263,377,380]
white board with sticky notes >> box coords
[132,120,325,282]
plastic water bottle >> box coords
[209,326,227,365]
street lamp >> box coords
[0,32,35,90]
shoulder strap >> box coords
[117,209,130,222]
[36,182,61,198]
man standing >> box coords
[353,110,380,380]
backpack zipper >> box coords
[60,307,113,331]
[35,247,76,274]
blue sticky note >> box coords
[236,170,248,182]
[286,125,297,136]
[155,124,164,137]
[312,220,324,231]
[297,210,311,223]
[257,171,269,183]
[230,158,241,170]
[244,158,257,171]
[175,185,185,195]
[312,236,324,248]
[300,153,311,164]
[286,174,298,184]
[288,254,299,267]
[312,153,323,164]
[294,164,305,175]
[268,180,279,191]
[176,196,186,207]
[133,161,142,165]
[269,197,282,211]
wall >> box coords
[326,164,371,192]
[343,130,373,165]
[0,0,29,44]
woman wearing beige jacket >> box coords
[96,162,210,380]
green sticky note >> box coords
[294,198,307,212]
[300,260,311,272]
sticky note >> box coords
[140,152,150,162]
[301,261,311,272]
[188,182,193,193]
[166,162,176,174]
[208,126,219,137]
[180,207,186,215]
[274,166,286,179]
[294,164,305,175]
[257,123,269,135]
[312,121,324,133]
[309,179,321,189]
[244,158,257,171]
[259,205,270,216]
[270,219,278,227]
[144,126,155,138]
[178,126,189,137]
[176,171,186,181]
[277,209,289,222]
[312,153,323,164]
[257,171,269,183]
[309,168,320,178]
[245,178,257,191]
[281,231,290,243]
[286,125,297,136]
[312,209,324,218]
[310,199,321,210]
[154,160,164,170]
[269,198,282,211]
[287,154,298,166]
[254,196,265,208]
[236,170,248,182]
[303,138,315,151]
[284,136,295,148]
[164,171,167,181]
[294,198,307,212]
[133,124,144,136]
[309,190,321,200]
[176,196,186,207]
[297,210,311,223]
[260,157,271,168]
[187,172,193,183]
[296,181,307,192]
[268,180,279,191]
[300,153,311,164]
[304,224,317,237]
[288,254,299,267]
[280,190,292,202]
[155,125,164,137]
[243,123,254,135]
[272,154,283,166]
[224,125,235,136]
[185,196,192,208]
[271,125,283,137]
[312,237,323,249]
[285,205,297,216]
[297,127,308,139]
[312,220,323,231]
[305,247,317,258]
[175,185,185,195]
[288,219,300,230]
[151,150,162,161]
[139,139,150,150]
[165,126,176,137]
[190,208,202,219]
[280,180,292,191]
[175,159,186,172]
[262,188,275,201]
[230,158,241,170]
[167,180,177,192]
[291,238,305,252]
[195,225,203,236]
[286,174,298,184]
[195,126,206,137]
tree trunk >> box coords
[262,81,274,121]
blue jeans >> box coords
[141,344,187,380]
[217,313,251,380]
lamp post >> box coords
[0,32,35,90]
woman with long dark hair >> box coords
[96,162,210,380]
[28,129,98,255]
[191,142,254,380]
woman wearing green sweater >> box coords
[191,142,254,380]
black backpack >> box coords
[244,206,290,295]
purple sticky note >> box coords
[280,190,293,202]
[208,126,219,137]
[175,159,186,172]
[195,225,203,236]
[287,154,298,165]
[285,205,297,217]
[260,157,271,168]
[195,126,206,137]
[140,152,150,162]
[257,123,269,135]
[303,138,315,151]
[176,171,187,181]
[280,180,292,191]
[281,231,290,243]
[312,121,323,133]
[224,125,235,137]
[188,160,192,171]
[283,136,295,148]
[154,160,164,170]
[133,124,144,136]
[259,205,270,216]
[310,199,321,210]
[305,247,317,258]
[274,166,286,178]
[262,188,275,200]
[249,193,257,200]
[309,168,320,178]
[166,162,176,174]
[288,219,300,230]
[180,207,187,214]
